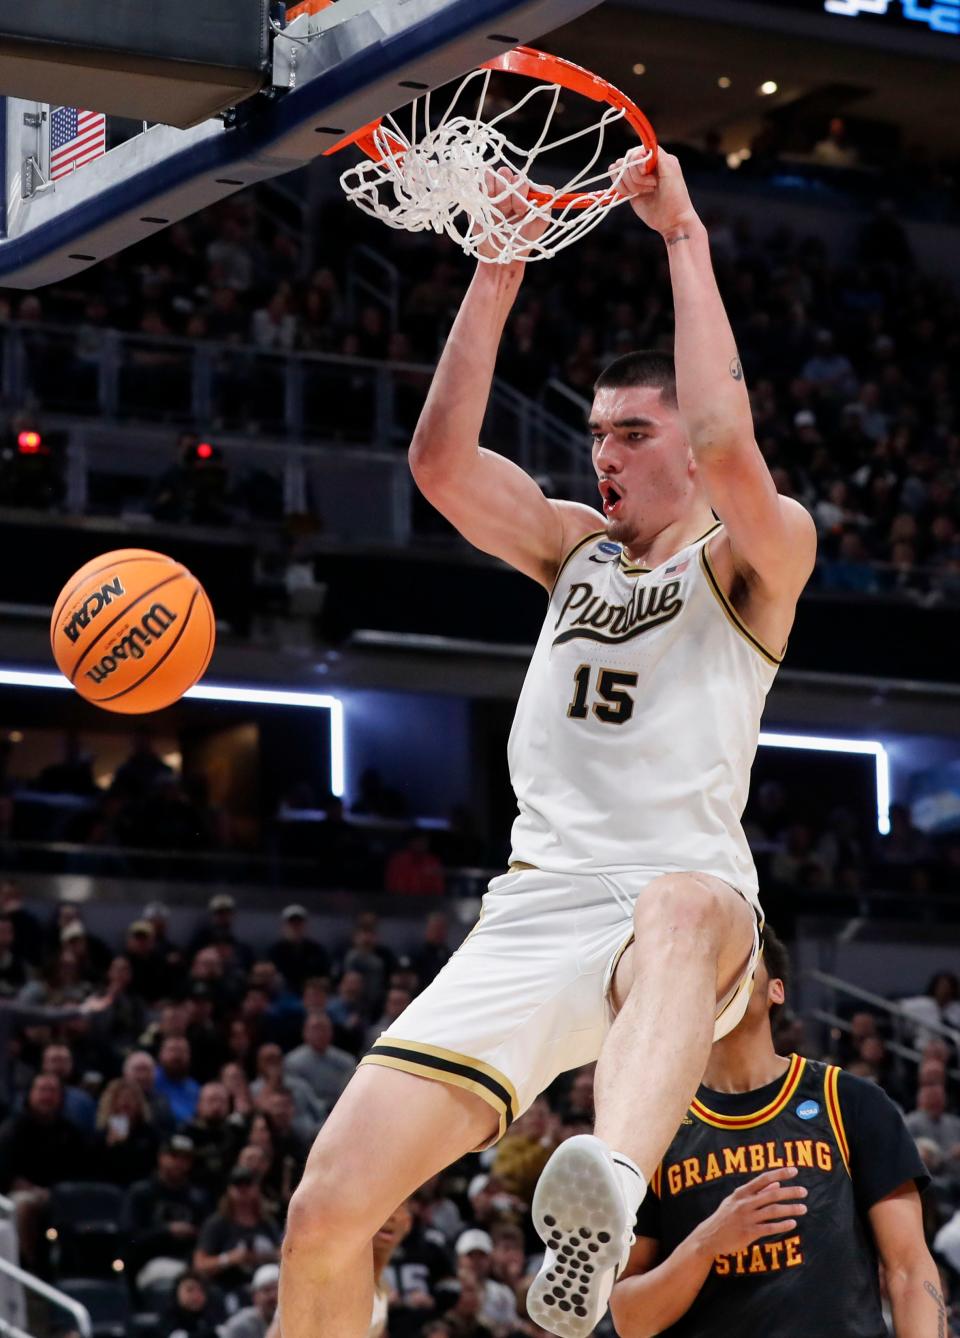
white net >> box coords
[338,67,652,264]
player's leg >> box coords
[280,1062,497,1338]
[595,870,756,1172]
[527,872,756,1337]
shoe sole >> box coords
[527,1135,631,1338]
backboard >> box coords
[0,0,603,289]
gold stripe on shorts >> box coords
[361,1038,518,1141]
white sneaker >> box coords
[527,1135,633,1338]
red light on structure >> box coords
[17,430,42,454]
[196,441,214,460]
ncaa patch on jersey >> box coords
[796,1100,820,1120]
[598,542,621,555]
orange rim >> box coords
[325,45,658,210]
[285,0,334,19]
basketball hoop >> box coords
[327,47,658,264]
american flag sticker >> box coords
[664,557,690,576]
[50,107,107,181]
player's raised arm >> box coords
[408,172,600,589]
[615,151,815,599]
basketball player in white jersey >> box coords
[278,150,816,1338]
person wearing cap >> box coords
[56,914,111,982]
[123,1135,211,1279]
[193,1167,281,1300]
[124,919,168,1003]
[143,901,183,968]
[267,906,330,993]
[453,1229,518,1335]
[189,895,254,970]
[218,1262,280,1338]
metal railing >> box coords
[805,968,960,1080]
[346,245,400,330]
[0,1260,91,1338]
[0,1197,90,1338]
[1,320,590,477]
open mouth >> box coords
[598,479,623,518]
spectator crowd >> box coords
[0,151,959,601]
[0,869,958,1335]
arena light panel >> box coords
[0,668,891,832]
[0,668,345,798]
[759,731,891,835]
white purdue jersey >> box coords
[507,521,780,907]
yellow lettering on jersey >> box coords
[796,1140,814,1168]
[816,1141,833,1172]
[667,1164,682,1196]
[704,1153,722,1182]
[765,1141,784,1168]
[714,1239,801,1278]
[723,1147,747,1175]
[748,1144,765,1172]
[683,1157,702,1188]
[785,1236,803,1267]
[784,1141,796,1167]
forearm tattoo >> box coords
[923,1280,946,1338]
[729,355,743,381]
[666,233,691,246]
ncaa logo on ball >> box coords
[61,575,125,644]
[796,1100,819,1121]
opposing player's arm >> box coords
[617,151,815,598]
[408,260,599,589]
[611,1233,709,1338]
[868,1183,945,1338]
[611,1169,806,1338]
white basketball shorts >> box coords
[361,866,763,1143]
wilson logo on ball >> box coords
[51,548,215,714]
[84,603,179,686]
[62,576,126,644]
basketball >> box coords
[50,548,215,714]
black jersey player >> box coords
[611,928,944,1338]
